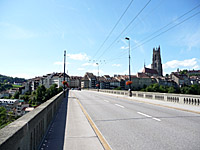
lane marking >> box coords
[75,97,112,150]
[115,104,125,108]
[104,100,109,103]
[137,112,161,122]
[152,118,161,122]
[83,90,200,115]
[137,112,152,118]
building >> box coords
[81,75,89,89]
[81,72,97,89]
[69,76,82,88]
[171,72,190,87]
[142,67,158,77]
[151,46,163,76]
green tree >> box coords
[0,107,7,127]
[168,86,176,93]
[35,85,46,104]
[13,91,20,99]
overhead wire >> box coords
[109,3,200,60]
[138,3,200,45]
[85,0,134,72]
[97,0,152,60]
[131,11,200,50]
[92,0,134,59]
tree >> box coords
[35,85,46,104]
[13,91,20,99]
[180,69,188,75]
[168,87,176,93]
[0,107,7,127]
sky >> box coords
[0,0,200,79]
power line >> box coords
[97,0,152,60]
[131,11,200,50]
[139,3,200,44]
[92,0,134,58]
[110,4,200,60]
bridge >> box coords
[0,90,200,150]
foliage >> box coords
[13,91,20,99]
[141,83,200,95]
[0,83,13,92]
[114,87,122,90]
[0,74,26,84]
[12,84,22,88]
[179,69,188,75]
[0,107,17,129]
[26,84,63,106]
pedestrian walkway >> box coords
[39,91,104,150]
[97,91,200,114]
[63,93,104,150]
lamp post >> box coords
[96,63,99,92]
[64,50,66,98]
[125,37,132,97]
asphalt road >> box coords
[71,90,200,150]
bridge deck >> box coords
[39,92,103,150]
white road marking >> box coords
[152,118,161,121]
[137,112,161,122]
[115,104,125,108]
[137,112,152,118]
[104,100,109,103]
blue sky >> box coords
[0,0,200,79]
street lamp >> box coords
[63,50,66,98]
[125,37,132,97]
[96,63,99,92]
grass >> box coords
[12,84,22,88]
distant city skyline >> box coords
[0,0,200,79]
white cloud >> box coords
[112,64,121,67]
[163,58,199,69]
[67,53,89,61]
[82,62,97,66]
[120,46,129,50]
[78,68,85,71]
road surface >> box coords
[71,90,200,150]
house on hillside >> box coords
[171,72,190,87]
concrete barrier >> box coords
[89,89,200,106]
[0,91,65,150]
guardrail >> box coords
[89,89,200,106]
[0,91,66,150]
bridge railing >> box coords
[88,89,200,106]
[0,91,65,150]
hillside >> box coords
[0,74,26,84]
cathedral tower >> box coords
[151,46,163,76]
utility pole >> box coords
[88,60,105,91]
[64,50,66,98]
[96,63,99,92]
[125,37,132,97]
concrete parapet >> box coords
[90,89,200,106]
[0,91,64,150]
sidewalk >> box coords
[39,92,104,150]
[97,91,200,114]
[63,93,104,150]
